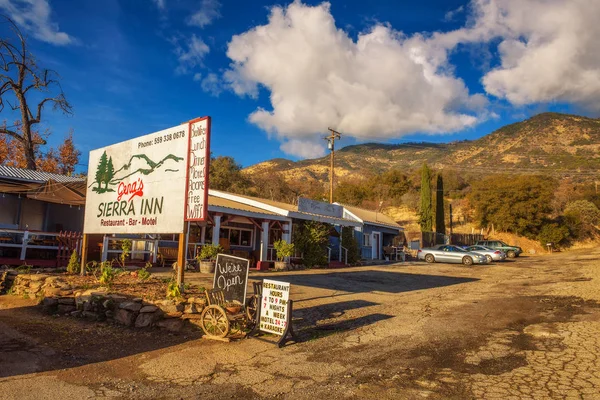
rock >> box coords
[184,303,199,314]
[83,301,93,312]
[29,274,49,282]
[135,312,157,328]
[42,297,58,307]
[524,323,561,339]
[114,309,135,326]
[82,311,100,320]
[139,305,158,313]
[119,301,142,312]
[132,297,143,303]
[102,299,114,309]
[156,319,184,332]
[70,310,82,318]
[187,297,196,304]
[44,287,62,297]
[164,312,183,319]
[105,310,114,318]
[59,290,73,296]
[29,281,43,289]
[176,302,185,312]
[58,297,75,305]
[57,304,76,314]
[157,302,178,314]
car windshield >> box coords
[452,246,467,252]
[499,241,510,246]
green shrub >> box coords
[138,263,152,281]
[166,277,181,299]
[67,250,80,274]
[198,243,222,261]
[16,264,32,273]
[341,226,360,264]
[564,200,600,240]
[97,261,120,287]
[293,221,329,267]
[273,239,294,261]
[538,223,570,248]
[120,239,132,267]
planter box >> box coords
[199,260,215,274]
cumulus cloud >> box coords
[280,139,327,159]
[0,0,74,45]
[225,0,600,158]
[188,0,221,28]
[224,1,487,158]
[174,34,209,74]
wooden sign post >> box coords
[213,254,250,304]
[252,279,297,347]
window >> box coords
[363,233,372,247]
[219,227,253,247]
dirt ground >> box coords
[2,249,600,399]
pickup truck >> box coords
[475,240,523,258]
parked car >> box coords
[465,245,506,262]
[417,244,489,266]
[475,240,523,258]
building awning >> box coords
[0,179,86,206]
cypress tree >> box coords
[435,174,445,234]
[419,163,433,232]
[105,156,115,189]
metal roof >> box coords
[341,204,403,230]
[0,165,84,183]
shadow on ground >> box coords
[0,297,201,379]
[253,270,478,296]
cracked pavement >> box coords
[2,247,600,399]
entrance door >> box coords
[373,232,380,259]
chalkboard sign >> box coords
[213,254,250,303]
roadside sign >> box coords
[259,279,291,335]
[213,254,250,304]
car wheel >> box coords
[507,250,516,258]
[425,254,435,263]
[486,255,493,263]
[462,256,473,266]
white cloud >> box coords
[152,0,165,10]
[174,34,209,74]
[280,139,327,159]
[225,1,486,156]
[188,0,221,28]
[223,0,600,158]
[201,72,222,96]
[0,0,74,45]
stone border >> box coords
[4,272,208,333]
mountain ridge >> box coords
[243,112,600,183]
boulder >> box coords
[42,297,59,307]
[114,309,135,326]
[70,310,82,318]
[29,274,49,281]
[119,301,142,312]
[57,304,76,314]
[157,301,178,314]
[135,312,158,328]
[164,312,183,319]
[139,305,159,313]
[184,303,199,314]
[44,287,62,297]
[58,297,75,305]
[82,311,100,320]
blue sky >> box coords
[0,0,596,171]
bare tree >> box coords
[0,16,72,170]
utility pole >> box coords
[324,128,341,203]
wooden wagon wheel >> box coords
[245,295,258,323]
[200,305,230,338]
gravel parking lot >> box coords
[1,248,600,399]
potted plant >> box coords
[273,239,295,271]
[197,244,222,273]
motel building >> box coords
[0,165,404,268]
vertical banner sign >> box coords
[259,279,291,335]
[213,254,250,303]
[185,117,211,221]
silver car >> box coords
[465,245,506,263]
[417,244,488,266]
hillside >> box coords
[243,112,600,183]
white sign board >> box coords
[185,117,210,221]
[84,118,210,234]
[259,279,291,336]
[298,197,343,218]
